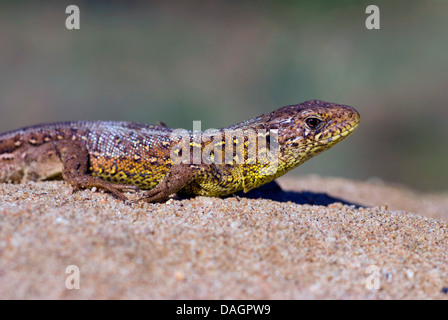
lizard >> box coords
[0,100,360,203]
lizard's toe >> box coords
[137,189,170,203]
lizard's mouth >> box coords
[323,121,358,143]
[309,120,359,149]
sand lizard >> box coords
[0,100,359,203]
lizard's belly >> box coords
[181,180,245,197]
[89,157,170,190]
[180,164,245,197]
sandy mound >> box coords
[0,176,447,299]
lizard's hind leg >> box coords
[53,140,131,202]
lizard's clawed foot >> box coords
[137,187,171,203]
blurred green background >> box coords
[0,0,447,191]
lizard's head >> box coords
[266,99,360,162]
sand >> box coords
[0,175,447,299]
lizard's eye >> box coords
[305,117,323,130]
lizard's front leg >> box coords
[53,140,137,202]
[137,164,209,203]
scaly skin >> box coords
[0,100,359,202]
